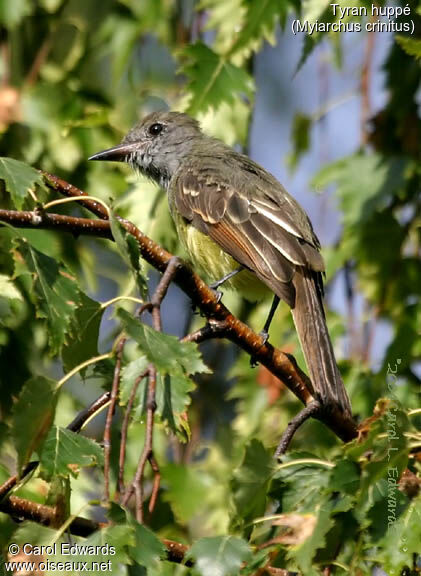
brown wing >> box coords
[173,164,324,308]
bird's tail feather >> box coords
[291,268,351,415]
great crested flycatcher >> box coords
[90,111,351,415]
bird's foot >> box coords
[250,330,270,367]
[210,287,223,304]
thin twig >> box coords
[117,369,149,499]
[121,258,181,518]
[67,392,111,432]
[104,337,126,501]
[122,365,157,522]
[274,401,322,458]
[25,37,52,87]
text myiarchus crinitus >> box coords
[90,111,351,416]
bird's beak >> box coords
[88,142,140,162]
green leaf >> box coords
[232,0,288,54]
[199,0,244,55]
[162,463,210,523]
[289,497,335,575]
[118,309,208,436]
[12,376,57,471]
[327,459,360,495]
[120,356,149,419]
[117,309,209,377]
[231,440,274,531]
[312,153,406,227]
[287,112,312,171]
[271,453,332,513]
[377,497,421,573]
[40,426,104,480]
[0,157,44,209]
[188,536,252,576]
[156,372,196,439]
[0,274,24,327]
[62,292,104,372]
[13,523,57,546]
[0,0,32,29]
[396,35,421,60]
[110,212,148,299]
[181,42,254,115]
[13,238,81,355]
[130,523,167,568]
[78,524,135,565]
[302,0,331,23]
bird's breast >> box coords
[171,207,269,302]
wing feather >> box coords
[172,166,324,307]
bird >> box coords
[89,110,351,416]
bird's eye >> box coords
[148,123,163,136]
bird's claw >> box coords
[210,287,223,303]
[250,330,270,367]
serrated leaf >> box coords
[129,523,167,568]
[157,372,195,439]
[271,452,332,513]
[40,426,104,480]
[110,212,149,299]
[396,35,421,60]
[199,0,245,55]
[231,0,288,53]
[289,497,335,575]
[327,459,360,495]
[0,157,44,209]
[120,356,149,416]
[188,536,252,576]
[12,376,57,471]
[378,497,421,572]
[231,440,274,531]
[181,42,254,115]
[62,292,104,372]
[13,238,81,354]
[312,153,406,227]
[117,308,209,376]
[77,524,135,564]
[162,463,210,523]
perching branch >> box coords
[0,173,358,447]
[0,494,294,574]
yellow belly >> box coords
[177,217,270,302]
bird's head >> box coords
[89,111,202,188]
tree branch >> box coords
[103,336,126,501]
[0,495,293,573]
[1,173,358,447]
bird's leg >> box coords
[260,295,280,344]
[250,295,280,367]
[209,266,244,302]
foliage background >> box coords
[0,0,420,574]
